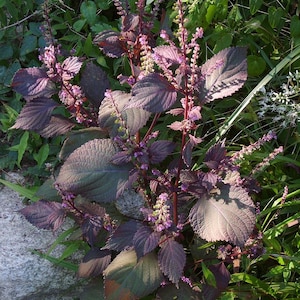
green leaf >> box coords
[104,250,163,299]
[32,250,78,272]
[55,139,132,203]
[5,1,18,20]
[247,55,266,77]
[264,211,300,239]
[227,5,242,26]
[73,19,86,32]
[249,0,263,15]
[95,0,110,10]
[83,33,96,57]
[59,240,83,261]
[81,1,97,25]
[33,143,49,167]
[0,44,13,60]
[18,131,29,167]
[3,60,21,86]
[268,6,285,29]
[0,0,6,8]
[202,262,217,288]
[205,4,216,24]
[263,237,282,252]
[20,35,37,56]
[230,273,276,297]
[213,32,233,53]
[0,178,39,201]
[29,22,43,36]
[291,15,300,38]
[46,226,79,255]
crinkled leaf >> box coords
[122,107,151,136]
[104,250,163,299]
[204,141,227,169]
[98,90,150,137]
[197,47,247,103]
[78,248,111,278]
[11,97,57,131]
[80,62,110,109]
[55,139,132,202]
[76,199,107,218]
[158,239,186,286]
[133,225,160,260]
[180,170,199,184]
[94,30,124,58]
[20,199,66,232]
[148,140,176,164]
[105,220,142,251]
[36,115,75,138]
[153,45,184,66]
[128,73,177,113]
[202,262,231,300]
[12,67,55,100]
[115,189,145,219]
[189,184,256,246]
[59,127,108,161]
[110,151,131,165]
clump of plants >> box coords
[11,0,286,299]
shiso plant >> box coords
[10,0,285,299]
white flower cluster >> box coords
[257,71,300,128]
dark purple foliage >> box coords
[98,90,151,137]
[122,14,139,32]
[158,239,186,286]
[12,67,55,100]
[180,170,218,196]
[20,199,66,232]
[148,140,176,164]
[93,30,124,58]
[81,216,103,246]
[55,139,133,203]
[110,151,131,165]
[80,62,110,109]
[11,98,57,131]
[196,47,248,104]
[105,220,142,251]
[78,248,111,278]
[133,225,160,260]
[202,262,231,300]
[11,2,276,298]
[204,141,227,170]
[128,73,178,113]
[36,115,75,138]
[61,56,83,80]
[153,45,184,66]
[189,184,256,246]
